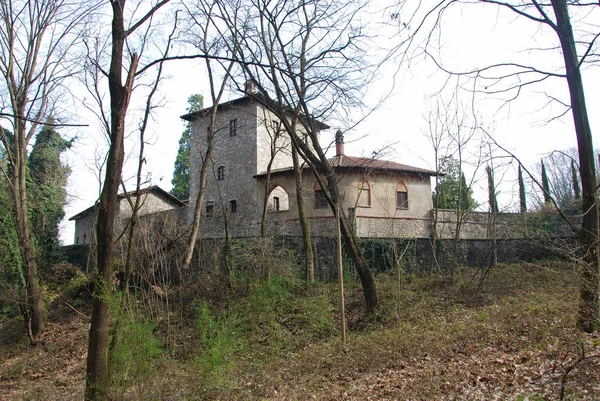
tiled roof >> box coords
[255,154,438,177]
[328,154,437,175]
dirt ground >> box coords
[1,263,599,400]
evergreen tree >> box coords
[171,94,203,200]
[486,165,499,213]
[518,164,527,213]
[434,156,476,211]
[541,160,552,204]
[28,119,72,265]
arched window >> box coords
[267,185,289,212]
[217,166,225,180]
[357,178,371,207]
[396,182,408,209]
[313,181,328,208]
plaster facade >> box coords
[183,94,439,239]
[69,186,185,245]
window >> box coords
[229,199,237,213]
[76,237,79,245]
[313,181,328,208]
[357,178,371,207]
[83,234,87,243]
[396,182,408,209]
[314,190,328,208]
[267,186,289,212]
[229,119,237,136]
[206,202,214,216]
[217,166,225,180]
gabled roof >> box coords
[181,95,329,130]
[69,185,185,221]
[255,154,438,178]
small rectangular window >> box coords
[273,196,280,211]
[83,234,87,243]
[217,166,225,180]
[315,190,328,208]
[229,119,237,136]
[397,191,408,209]
[76,237,79,245]
[206,202,214,216]
[229,199,237,213]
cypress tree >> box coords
[459,172,475,211]
[541,160,552,204]
[171,94,203,200]
[486,165,499,213]
[518,164,527,213]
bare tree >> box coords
[0,0,94,341]
[427,94,484,279]
[213,0,381,312]
[397,0,599,332]
[180,0,235,271]
[291,143,316,283]
[83,1,177,399]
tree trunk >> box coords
[182,126,215,270]
[321,168,377,313]
[292,145,315,283]
[86,1,138,398]
[551,0,599,333]
[13,125,45,339]
[260,159,274,238]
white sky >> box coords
[59,0,600,244]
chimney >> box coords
[335,130,344,156]
[244,80,257,95]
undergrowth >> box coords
[4,259,596,401]
[194,274,336,391]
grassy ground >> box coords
[0,261,598,400]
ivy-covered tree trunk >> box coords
[28,120,71,266]
[13,120,45,339]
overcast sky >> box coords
[59,0,600,244]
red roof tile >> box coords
[255,155,437,177]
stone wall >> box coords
[433,209,577,240]
[189,99,264,238]
[184,235,569,283]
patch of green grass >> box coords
[193,275,337,392]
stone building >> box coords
[69,185,185,245]
[182,92,438,239]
